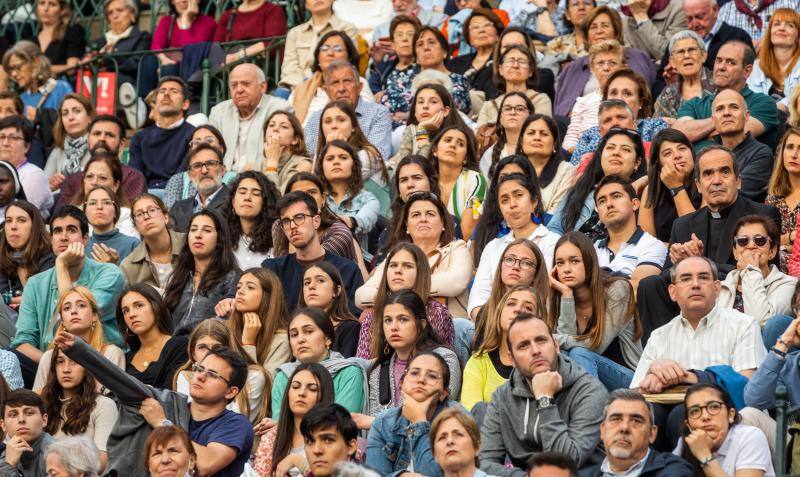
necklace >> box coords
[139,335,169,368]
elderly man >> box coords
[673,40,779,149]
[580,390,692,476]
[0,116,52,216]
[129,76,195,189]
[710,88,772,201]
[209,63,292,173]
[304,61,392,160]
[169,144,229,232]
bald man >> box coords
[208,63,293,172]
[710,88,772,201]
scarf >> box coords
[732,0,776,29]
[63,135,88,175]
[621,0,671,17]
[104,25,133,47]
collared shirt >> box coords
[595,227,667,278]
[193,185,224,212]
[654,67,716,119]
[717,0,800,41]
[703,16,724,49]
[304,99,393,161]
[601,449,650,477]
[630,305,766,387]
[674,425,775,476]
[156,117,185,130]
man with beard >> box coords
[579,389,692,476]
[479,312,608,476]
[169,144,228,232]
[56,115,146,208]
[129,77,195,189]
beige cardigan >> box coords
[355,240,473,318]
[540,160,577,216]
[718,265,797,327]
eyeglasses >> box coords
[133,206,163,222]
[733,234,770,247]
[188,160,222,172]
[85,199,114,208]
[672,46,702,58]
[280,213,313,229]
[0,135,23,143]
[687,400,725,419]
[405,368,442,383]
[503,58,530,67]
[501,105,530,114]
[502,256,537,270]
[319,44,344,53]
[593,59,620,68]
[190,363,231,385]
[5,64,24,74]
[189,137,217,148]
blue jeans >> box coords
[763,314,794,350]
[453,318,475,368]
[567,347,633,391]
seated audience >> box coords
[431,408,488,477]
[84,186,140,264]
[479,92,533,178]
[371,0,447,41]
[44,435,102,477]
[271,308,367,419]
[579,389,693,476]
[365,351,458,475]
[462,285,540,411]
[766,127,800,273]
[70,153,137,238]
[120,193,185,290]
[299,404,359,477]
[717,0,796,44]
[144,426,197,477]
[546,0,595,63]
[28,0,86,77]
[129,77,195,189]
[655,31,716,119]
[1,41,72,124]
[594,175,667,285]
[0,161,28,221]
[252,363,335,477]
[0,116,53,217]
[368,14,420,96]
[745,311,800,412]
[447,9,505,98]
[639,129,701,243]
[529,452,581,477]
[40,346,117,471]
[355,243,455,358]
[386,154,442,229]
[45,94,94,189]
[395,83,465,163]
[116,284,188,389]
[151,0,216,70]
[169,144,230,233]
[0,201,54,309]
[549,231,642,391]
[214,0,287,65]
[491,27,556,102]
[298,262,360,358]
[163,209,238,334]
[12,206,125,364]
[32,286,125,392]
[479,312,609,472]
[676,383,775,476]
[499,0,561,37]
[619,0,687,61]
[262,111,312,193]
[224,171,281,269]
[0,390,54,476]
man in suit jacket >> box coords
[637,145,780,343]
[652,0,753,98]
[169,143,230,233]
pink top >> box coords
[151,15,217,50]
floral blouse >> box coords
[654,68,716,119]
[379,64,472,120]
[766,194,799,273]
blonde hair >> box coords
[588,39,625,63]
[2,41,52,89]
[474,285,539,356]
[53,286,106,352]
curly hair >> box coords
[224,171,281,254]
[314,140,365,209]
[41,347,98,436]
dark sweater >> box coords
[129,121,195,189]
[713,133,774,203]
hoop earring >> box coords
[383,342,390,355]
[125,327,133,337]
[531,212,541,225]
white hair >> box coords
[668,30,707,54]
[104,0,138,17]
[44,436,101,477]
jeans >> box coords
[566,347,633,391]
[762,314,794,350]
[453,318,475,368]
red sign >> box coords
[76,70,117,115]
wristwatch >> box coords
[536,395,554,409]
[700,455,716,467]
[669,185,687,197]
[532,5,547,15]
[160,419,174,427]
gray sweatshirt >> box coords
[479,354,608,476]
[0,433,54,477]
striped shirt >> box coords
[717,0,800,41]
[630,305,766,388]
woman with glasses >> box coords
[45,94,95,192]
[84,186,140,265]
[262,111,312,193]
[368,15,420,96]
[223,171,281,269]
[365,350,458,476]
[395,84,466,163]
[174,318,271,423]
[678,383,774,477]
[0,201,53,312]
[479,93,533,178]
[719,215,796,348]
[655,31,715,120]
[69,154,138,238]
[477,44,551,129]
[548,232,641,391]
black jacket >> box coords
[169,184,230,233]
[579,449,693,477]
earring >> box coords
[531,212,541,225]
[91,321,96,330]
[125,327,133,337]
[499,220,511,235]
[383,342,390,355]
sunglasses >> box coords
[733,234,770,247]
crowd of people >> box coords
[1,0,800,475]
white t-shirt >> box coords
[674,425,775,477]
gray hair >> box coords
[411,70,453,94]
[332,462,381,477]
[2,40,51,86]
[104,0,137,17]
[323,60,359,83]
[44,436,101,477]
[598,99,634,121]
[693,143,739,181]
[229,63,266,84]
[603,389,655,427]
[668,30,707,55]
[669,256,719,283]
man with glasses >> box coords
[0,115,52,217]
[262,191,363,313]
[479,312,608,475]
[55,330,254,477]
[169,144,229,233]
[129,76,195,190]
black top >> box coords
[488,349,513,379]
[332,319,360,358]
[26,24,86,67]
[652,189,702,243]
[448,54,498,99]
[125,334,189,389]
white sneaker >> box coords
[119,82,146,129]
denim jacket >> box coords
[171,270,238,334]
[748,58,800,108]
[365,400,463,477]
[547,193,595,235]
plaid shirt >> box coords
[304,99,393,162]
[717,0,800,41]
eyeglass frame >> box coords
[132,206,164,222]
[686,400,726,420]
[190,363,232,386]
[732,234,771,248]
[279,213,316,229]
[187,159,223,172]
[502,256,537,271]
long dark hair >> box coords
[407,84,465,137]
[560,128,646,232]
[0,200,51,280]
[390,155,441,220]
[472,155,543,263]
[163,209,240,311]
[224,171,280,254]
[312,31,360,72]
[372,243,432,325]
[116,283,174,352]
[297,261,357,324]
[645,128,697,209]
[41,347,98,436]
[490,92,534,177]
[429,124,480,174]
[516,114,565,189]
[371,289,447,366]
[387,191,456,252]
[271,362,335,469]
[289,307,337,359]
[314,140,364,209]
[681,383,741,476]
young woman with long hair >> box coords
[767,126,800,273]
[298,261,360,358]
[252,363,334,477]
[748,8,800,109]
[262,110,312,193]
[479,92,534,178]
[223,171,281,269]
[46,93,95,188]
[548,231,641,391]
[395,83,466,162]
[0,201,53,309]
